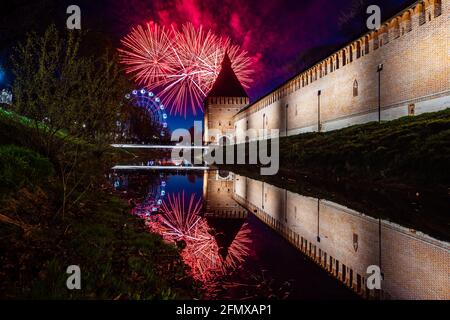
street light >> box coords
[317,90,322,132]
[317,199,321,242]
[378,217,384,282]
[262,114,266,139]
[285,104,289,137]
[377,64,384,123]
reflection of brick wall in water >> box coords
[233,174,450,300]
[234,0,449,142]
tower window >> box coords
[353,80,359,97]
[418,5,425,25]
[435,0,442,17]
[353,233,359,252]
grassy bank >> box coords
[280,109,450,187]
[231,109,450,190]
[0,109,199,299]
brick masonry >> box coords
[204,97,248,144]
[211,0,450,143]
[231,173,450,300]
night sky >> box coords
[1,0,415,129]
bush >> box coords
[0,145,53,194]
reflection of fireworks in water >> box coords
[148,191,203,239]
[119,22,254,117]
[145,192,251,282]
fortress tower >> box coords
[204,53,249,145]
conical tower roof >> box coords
[206,217,246,260]
[207,53,248,98]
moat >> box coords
[110,168,450,300]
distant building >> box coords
[0,89,12,105]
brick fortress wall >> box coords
[234,0,449,142]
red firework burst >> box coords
[119,22,175,88]
[144,192,252,282]
[119,22,254,117]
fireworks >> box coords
[119,22,254,117]
[144,191,251,282]
[151,191,203,240]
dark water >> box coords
[110,170,449,300]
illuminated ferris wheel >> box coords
[125,88,169,137]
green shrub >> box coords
[0,145,53,194]
[277,109,450,184]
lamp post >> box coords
[317,199,321,242]
[262,182,265,209]
[378,218,382,269]
[262,114,266,140]
[378,217,384,287]
[317,90,322,132]
[285,104,289,137]
[377,64,384,123]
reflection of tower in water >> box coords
[203,170,251,274]
[137,171,252,282]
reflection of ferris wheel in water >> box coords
[125,89,169,137]
[132,174,167,218]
